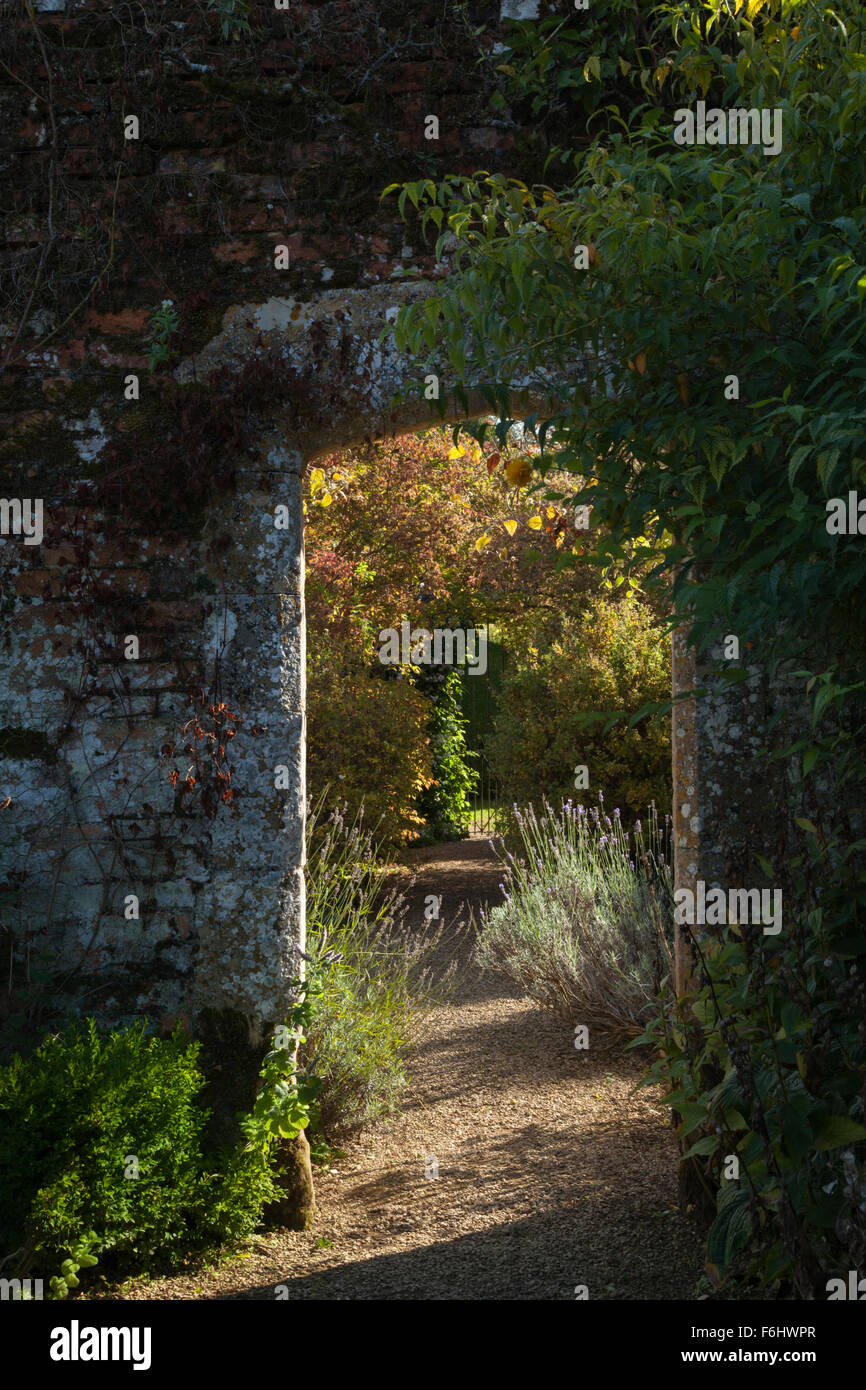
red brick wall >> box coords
[0,0,560,1028]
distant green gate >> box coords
[459,625,507,836]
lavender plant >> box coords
[303,794,459,1137]
[476,795,673,1040]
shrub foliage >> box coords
[478,799,673,1042]
[487,595,671,821]
[386,0,866,1295]
[0,1020,276,1287]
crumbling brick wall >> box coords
[0,1,559,1040]
[0,0,771,1062]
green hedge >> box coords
[0,1019,277,1286]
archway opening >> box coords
[290,410,698,1296]
[300,416,675,1093]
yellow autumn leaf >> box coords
[320,491,333,507]
[694,62,712,98]
[448,445,466,459]
[505,457,532,487]
[475,533,492,551]
[528,515,542,530]
[310,467,324,494]
[546,505,556,518]
[654,64,670,89]
[503,519,518,536]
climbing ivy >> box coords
[240,936,342,1159]
[147,299,181,372]
[416,666,477,841]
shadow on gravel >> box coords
[222,1207,702,1301]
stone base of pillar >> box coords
[195,1007,268,1153]
[194,1007,317,1231]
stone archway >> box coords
[0,0,794,1247]
[175,282,732,1050]
[170,283,736,1207]
[176,280,578,1042]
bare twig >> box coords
[163,48,215,75]
[2,164,122,376]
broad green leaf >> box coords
[811,1116,866,1151]
[682,1133,719,1160]
[676,1101,710,1137]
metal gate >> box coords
[459,623,506,837]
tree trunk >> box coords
[263,1131,316,1231]
[194,1007,317,1230]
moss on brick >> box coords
[0,728,59,764]
[0,414,79,476]
[200,73,301,106]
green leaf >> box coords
[811,1115,866,1151]
[817,448,841,492]
[724,1196,753,1269]
[706,1188,750,1282]
[723,1108,749,1132]
[682,1133,719,1159]
[676,1101,710,1137]
[787,445,811,488]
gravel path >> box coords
[105,839,704,1301]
